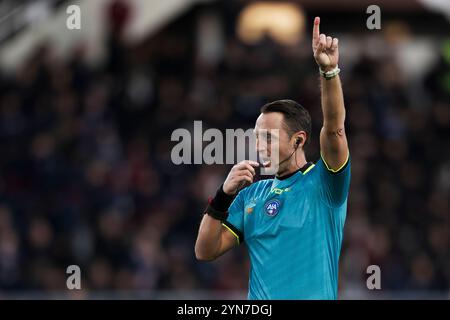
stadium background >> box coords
[0,0,449,299]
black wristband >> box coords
[210,184,235,212]
[204,184,235,221]
[204,203,229,221]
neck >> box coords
[276,151,307,178]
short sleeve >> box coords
[317,152,351,208]
[223,189,246,245]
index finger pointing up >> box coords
[313,17,320,43]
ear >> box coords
[293,131,307,148]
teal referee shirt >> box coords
[223,153,351,300]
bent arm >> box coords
[195,214,238,261]
[195,161,256,261]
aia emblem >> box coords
[264,199,281,217]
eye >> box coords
[258,135,270,143]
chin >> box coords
[260,162,278,176]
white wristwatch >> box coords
[319,66,341,80]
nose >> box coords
[256,138,264,154]
[256,139,270,160]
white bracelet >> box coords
[319,66,340,80]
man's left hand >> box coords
[312,17,339,72]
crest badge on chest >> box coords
[264,199,281,217]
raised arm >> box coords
[312,17,348,170]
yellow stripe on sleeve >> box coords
[222,223,240,245]
[321,150,350,173]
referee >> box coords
[195,17,351,300]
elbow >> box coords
[324,110,346,125]
[194,245,217,262]
[195,254,216,262]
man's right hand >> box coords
[223,160,260,195]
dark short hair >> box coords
[260,99,311,144]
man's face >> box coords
[254,112,292,173]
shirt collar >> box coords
[275,161,314,181]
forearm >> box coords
[195,182,240,260]
[195,215,223,260]
[319,72,348,168]
[321,74,346,130]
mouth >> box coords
[257,154,271,167]
[261,160,271,167]
[258,159,277,176]
[257,155,274,172]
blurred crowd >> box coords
[0,1,449,298]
